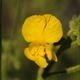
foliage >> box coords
[67,14,80,46]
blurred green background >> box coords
[2,0,80,80]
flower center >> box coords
[28,42,52,62]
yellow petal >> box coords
[22,15,45,42]
[37,46,45,56]
[29,42,39,55]
[52,52,58,62]
[45,45,52,60]
[35,55,48,68]
[43,14,63,43]
[22,14,63,43]
[29,42,45,56]
[24,48,35,61]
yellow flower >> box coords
[22,14,63,68]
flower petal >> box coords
[37,46,45,56]
[45,45,52,60]
[35,55,48,68]
[43,14,63,43]
[22,14,63,43]
[22,15,45,42]
[29,42,40,55]
[29,42,45,56]
[24,48,35,61]
[52,52,58,62]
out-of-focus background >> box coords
[2,0,80,80]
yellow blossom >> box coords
[21,14,63,68]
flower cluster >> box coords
[21,14,63,68]
[67,15,80,46]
